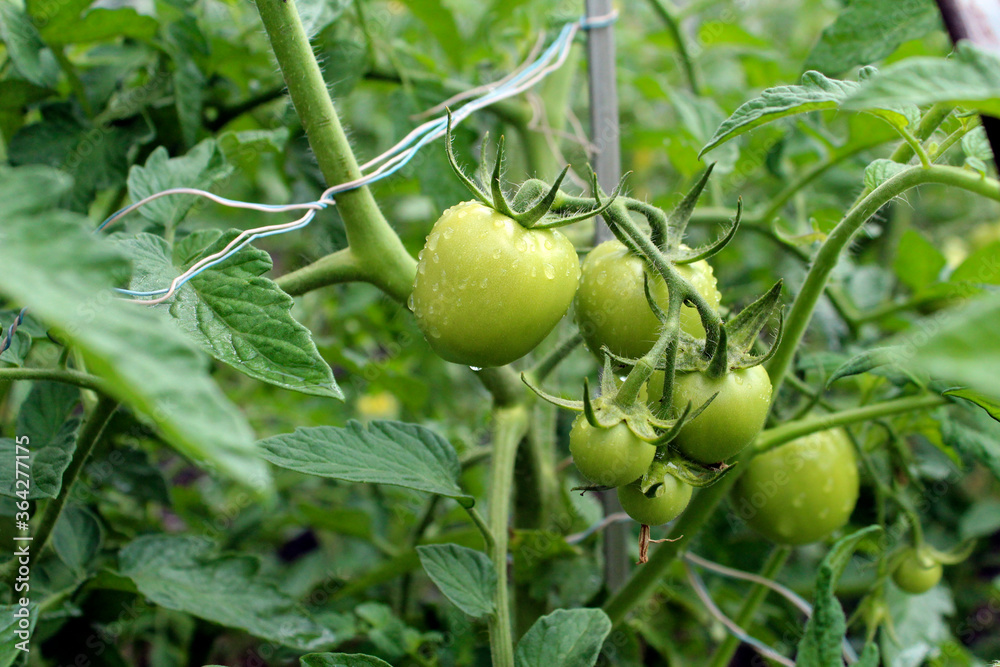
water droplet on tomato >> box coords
[480,278,489,288]
[407,295,415,310]
[427,233,440,251]
[432,253,440,263]
[544,263,555,279]
[429,326,441,338]
[470,366,482,371]
[544,238,554,250]
[492,248,502,260]
[515,238,527,252]
[530,266,537,278]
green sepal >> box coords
[640,456,733,493]
[673,197,742,265]
[582,377,603,427]
[532,172,629,229]
[666,163,716,250]
[704,324,729,380]
[520,372,584,412]
[725,280,784,358]
[515,165,569,227]
[924,540,975,565]
[445,111,491,206]
[732,309,784,370]
[489,135,517,219]
[643,272,668,324]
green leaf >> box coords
[910,292,1000,402]
[0,381,80,499]
[843,41,1000,117]
[0,164,72,216]
[41,6,158,45]
[117,232,340,398]
[0,603,36,667]
[959,499,1000,540]
[0,189,271,492]
[173,58,205,148]
[416,544,496,618]
[797,525,882,667]
[864,158,909,192]
[961,126,993,162]
[950,240,1000,285]
[826,346,918,386]
[300,654,392,667]
[8,102,151,212]
[893,229,945,290]
[126,140,233,230]
[879,586,954,667]
[259,421,473,506]
[51,505,102,573]
[804,0,940,74]
[397,0,463,69]
[515,608,612,667]
[940,419,1000,482]
[119,535,336,651]
[944,387,1000,423]
[217,128,290,172]
[700,71,858,155]
[0,0,58,87]
[0,79,53,111]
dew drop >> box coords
[458,210,467,219]
[492,248,502,260]
[544,263,555,279]
[432,253,440,264]
[494,219,504,229]
[596,271,607,286]
[429,326,441,339]
[515,239,527,252]
[427,233,440,251]
[470,366,482,371]
[530,266,537,278]
[418,263,426,275]
[443,227,455,239]
[544,238,554,250]
[480,278,489,288]
[418,249,425,261]
[407,294,415,310]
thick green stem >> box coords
[487,405,530,667]
[706,546,791,667]
[755,394,945,454]
[1,396,117,585]
[274,248,368,297]
[0,368,108,394]
[766,164,1000,396]
[253,0,416,302]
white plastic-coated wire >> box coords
[98,12,617,304]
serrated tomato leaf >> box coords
[116,231,341,399]
[514,608,612,667]
[259,420,472,506]
[417,544,496,618]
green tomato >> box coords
[670,365,772,463]
[617,475,693,525]
[569,415,656,488]
[892,548,943,594]
[574,240,721,359]
[731,428,859,545]
[410,201,581,367]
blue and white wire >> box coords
[685,552,859,664]
[129,20,583,301]
[0,308,27,355]
[685,561,797,667]
[108,12,613,303]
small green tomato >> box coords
[892,548,943,594]
[568,415,656,488]
[617,476,693,525]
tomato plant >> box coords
[1,1,999,666]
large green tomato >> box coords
[410,201,581,367]
[670,365,772,463]
[731,428,859,545]
[569,416,656,487]
[617,475,693,525]
[892,548,943,594]
[574,240,721,359]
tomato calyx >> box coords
[444,112,625,230]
